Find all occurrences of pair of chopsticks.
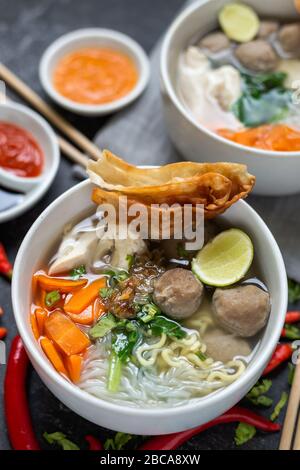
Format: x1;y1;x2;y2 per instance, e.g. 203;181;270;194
0;62;101;168
279;357;300;449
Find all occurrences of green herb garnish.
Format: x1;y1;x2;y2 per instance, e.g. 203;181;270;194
177;243;189;259
246;379;273;407
45;290;61;308
89;313;117;340
43;432;79;450
232;72;291;127
288;278;300;304
283;324;300;340
196;351;207;361
104;432;133;450
137;303;161;323
148;315;187;340
234;423;256;446
126;254;135;270
70;265;86;280
104;269;129;287
288;363;295;386
270;392;288;421
99;287;114;299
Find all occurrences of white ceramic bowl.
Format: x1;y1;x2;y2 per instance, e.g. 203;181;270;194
161;0;300;196
0;101;59;223
12;179;287;434
39;28;150;116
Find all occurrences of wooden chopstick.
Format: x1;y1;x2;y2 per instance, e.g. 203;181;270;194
0;62;102;161
279;358;300;449
292;408;300;449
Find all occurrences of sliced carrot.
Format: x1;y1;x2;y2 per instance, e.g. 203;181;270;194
65;305;94;325
45;310;90;356
35;307;48;334
93;297;106;321
34;274;87;293
64;277;106;314
40;336;68;377
65;354;82;383
30;312;40;340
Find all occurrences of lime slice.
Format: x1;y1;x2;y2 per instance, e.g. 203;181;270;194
192;228;254;287
219;3;260;43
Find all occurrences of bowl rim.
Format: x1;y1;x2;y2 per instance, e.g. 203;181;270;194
0;101;60;223
39;28;150;115
12;178;288;419
160;0;300;159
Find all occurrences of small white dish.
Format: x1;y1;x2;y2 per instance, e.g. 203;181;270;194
12;178;287;435
39;28;150;116
0;101;60;223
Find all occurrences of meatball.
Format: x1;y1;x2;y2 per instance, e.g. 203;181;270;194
203;327;251;363
257;21;279;38
199;32;230;53
212;285;270;337
235;40;278;72
279;23;300;54
153;268;204;320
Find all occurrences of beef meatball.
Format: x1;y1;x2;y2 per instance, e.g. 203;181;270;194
235;40;278;72
257;21;279;38
279;23;300;55
203;327;251;363
199;32;230;53
153;268;204;320
212;285;270;337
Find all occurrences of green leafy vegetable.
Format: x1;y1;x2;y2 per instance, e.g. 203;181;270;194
104;432;133;450
246;379;273;407
234;423;256;446
104;269;129;287
283;324;300;340
288;278;300;304
43;432;80;450
232;72;291;127
108;351;123;392
89;313;117;340
45;290;61;308
99;287;114;299
137;302;161;323
196;351;207;361
126;254;135;270
288;363;295;386
70;265;86;280
270;391;288;421
148;315;187;340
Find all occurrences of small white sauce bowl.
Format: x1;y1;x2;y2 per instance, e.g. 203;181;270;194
0;101;60;223
12;178;287;434
39;28;150;116
160;0;300;196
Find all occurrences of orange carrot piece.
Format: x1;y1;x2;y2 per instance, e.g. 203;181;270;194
65;354;82;383
40;336;68;376
35;274;87;293
64;277;106;314
45;311;90;356
30;312;40;340
93;297;106;321
65;305;94;325
35;308;47;335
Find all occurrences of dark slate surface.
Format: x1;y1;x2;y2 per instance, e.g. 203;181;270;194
0;0;291;451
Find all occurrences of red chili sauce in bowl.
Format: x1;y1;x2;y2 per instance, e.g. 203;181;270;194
0;122;44;177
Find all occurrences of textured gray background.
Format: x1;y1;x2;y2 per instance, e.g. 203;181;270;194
0;0;292;451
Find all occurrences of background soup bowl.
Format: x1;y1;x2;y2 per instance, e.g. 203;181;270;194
161;0;300;196
12;179;287;434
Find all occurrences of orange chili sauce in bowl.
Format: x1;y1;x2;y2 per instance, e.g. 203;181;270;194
53;47;138;105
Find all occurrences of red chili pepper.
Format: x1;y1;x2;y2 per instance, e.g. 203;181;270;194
0;243;13;280
0;306;3;316
85;435;103;450
263;343;293;376
0;327;7;339
285;311;300;324
4;336;40;450
139;406;280;450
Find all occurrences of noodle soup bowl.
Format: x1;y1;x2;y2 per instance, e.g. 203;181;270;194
161;0;300;196
12;179;287;434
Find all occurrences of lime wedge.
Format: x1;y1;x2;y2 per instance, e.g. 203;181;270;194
192;228;254;287
219;3;260;43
